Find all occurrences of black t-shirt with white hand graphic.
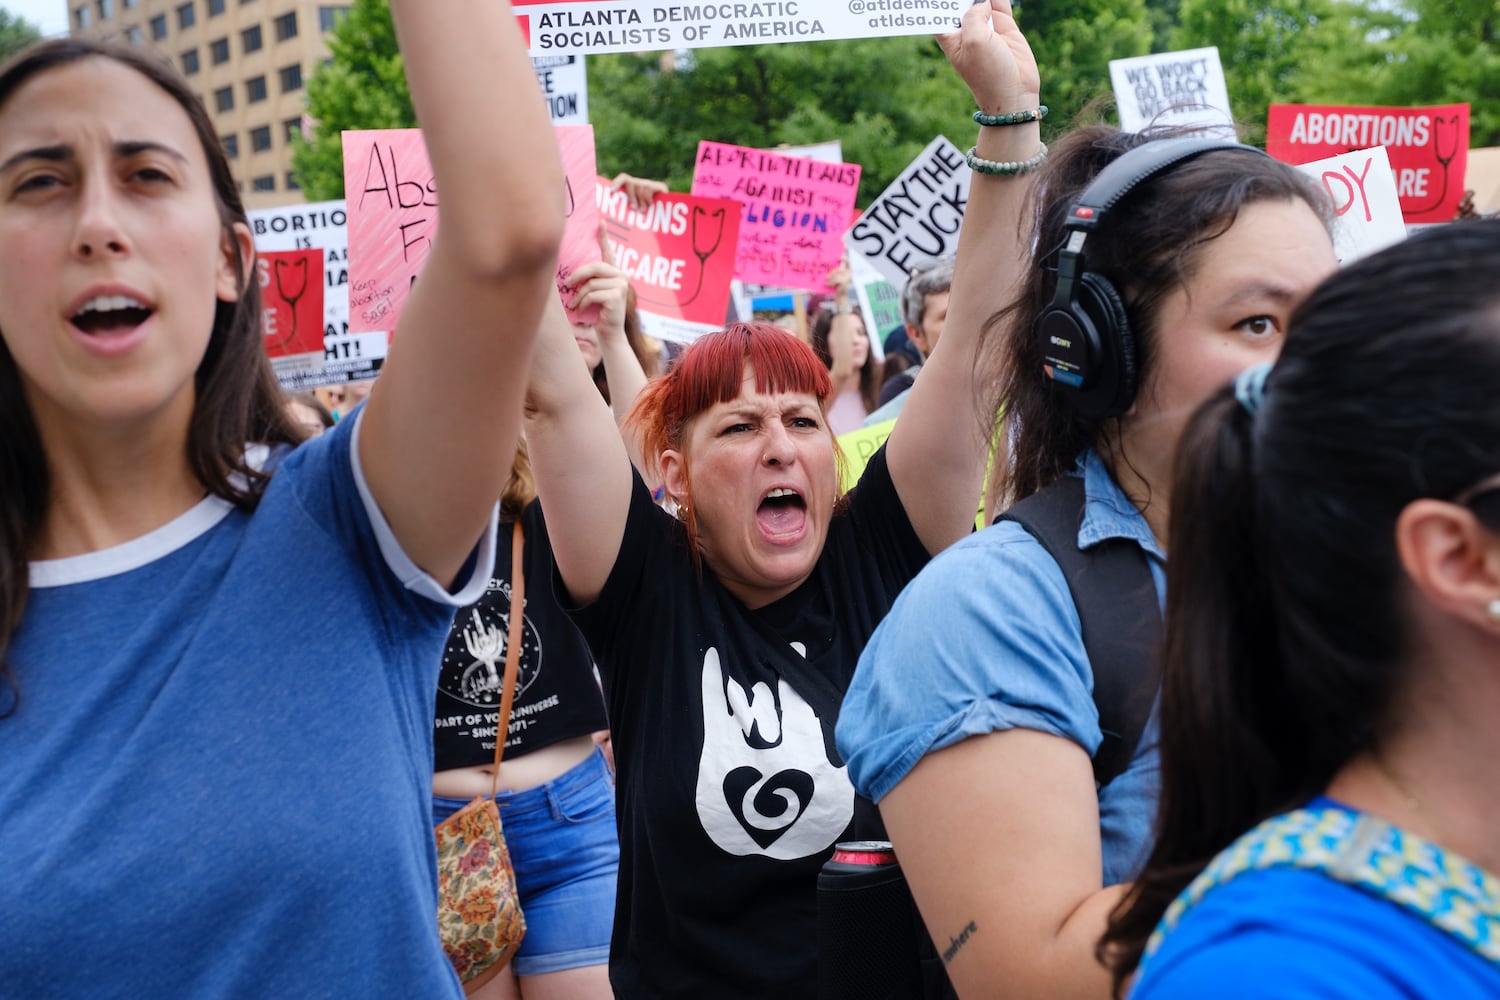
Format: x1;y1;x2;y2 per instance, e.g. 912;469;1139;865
564;446;929;999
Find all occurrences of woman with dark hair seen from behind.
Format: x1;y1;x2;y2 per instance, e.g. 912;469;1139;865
0;1;564;994
1105;221;1500;997
811;260;880;435
836;2;1338;996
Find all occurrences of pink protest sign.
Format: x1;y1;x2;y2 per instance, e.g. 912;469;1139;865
555;124;602;325
1267;103;1469;224
595;178;742;343
343;125;603;332
691;140;861;294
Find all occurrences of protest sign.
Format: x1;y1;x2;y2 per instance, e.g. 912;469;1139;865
773;140;844;163
1267;103;1470;224
257;248;326;377
1109;47;1233;134
596;178;742;343
1294;147;1405;265
344;125;602;333
692;140;861;293
248;199;388;389
532;54;588;125
845;136;970;287
848;250;895;357
514;0;964;56
837;418;895;492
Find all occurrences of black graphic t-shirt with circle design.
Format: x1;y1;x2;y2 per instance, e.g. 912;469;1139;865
433;500;607;769
562;446;930;999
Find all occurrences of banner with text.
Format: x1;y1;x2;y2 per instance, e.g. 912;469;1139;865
533;54;588;125
596;178;742;343
248;199;387;389
692;140;861;293
258;249;326;377
1109;47;1233;134
515;0;964;56
845;135;970;287
1267;103;1470;224
1295;146;1406;265
343;125;603;333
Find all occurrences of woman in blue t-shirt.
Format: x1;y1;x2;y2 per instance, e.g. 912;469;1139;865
0;4;564;995
1101;222;1500;997
835;3;1339;997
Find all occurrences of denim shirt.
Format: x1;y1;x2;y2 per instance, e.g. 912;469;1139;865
837;449;1165;885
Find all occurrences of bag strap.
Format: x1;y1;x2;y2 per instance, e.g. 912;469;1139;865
487;518;526;801
996;475;1161;788
1146;806;1500;965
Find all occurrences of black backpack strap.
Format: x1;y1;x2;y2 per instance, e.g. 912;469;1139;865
997;475;1162;789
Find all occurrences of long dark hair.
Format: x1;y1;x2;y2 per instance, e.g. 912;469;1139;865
984;125;1331;504
809;306;879;414
1101;220;1500;990
0;39;302;712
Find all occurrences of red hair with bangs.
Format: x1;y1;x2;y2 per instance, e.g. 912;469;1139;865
627;323;845;557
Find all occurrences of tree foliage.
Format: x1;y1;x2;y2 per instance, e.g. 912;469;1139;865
0;10;43;64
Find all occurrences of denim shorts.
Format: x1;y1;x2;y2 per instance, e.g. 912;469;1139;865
433;747;619;976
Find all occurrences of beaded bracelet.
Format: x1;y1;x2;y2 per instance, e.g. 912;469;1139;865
965;142;1048;177
973;105;1048;127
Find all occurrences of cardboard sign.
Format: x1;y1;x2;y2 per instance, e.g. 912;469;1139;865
533;54;588;125
514;0;964;56
258;249;326;375
1294;147;1406;265
1108;47;1234;134
845;136;970;287
692;140;861;294
343;125;603;333
595;178;742;343
773;140;844;163
247;199;388;389
1267;103;1470;224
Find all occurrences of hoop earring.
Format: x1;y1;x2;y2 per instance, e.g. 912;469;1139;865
1486;598;1500;624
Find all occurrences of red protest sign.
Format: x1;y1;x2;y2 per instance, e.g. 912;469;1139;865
258;248;325;367
595;179;741;343
1266;103;1469;224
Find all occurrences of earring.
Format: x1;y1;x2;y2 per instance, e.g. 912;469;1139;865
1487;598;1500;623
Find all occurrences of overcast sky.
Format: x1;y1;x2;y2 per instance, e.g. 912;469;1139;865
4;0;70;36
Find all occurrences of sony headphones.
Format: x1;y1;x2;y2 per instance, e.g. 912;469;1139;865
1034;137;1269;420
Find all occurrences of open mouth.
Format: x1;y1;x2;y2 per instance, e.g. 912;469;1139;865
71;294;154;336
756;487;807;538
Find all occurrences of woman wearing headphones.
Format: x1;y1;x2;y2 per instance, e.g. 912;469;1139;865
836;3;1337;997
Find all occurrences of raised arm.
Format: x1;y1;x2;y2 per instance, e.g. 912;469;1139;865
825;262;858;393
524;291;634;606
357;0;565;585
885;0;1038;552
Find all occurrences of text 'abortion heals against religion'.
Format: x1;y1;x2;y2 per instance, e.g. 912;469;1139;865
343;125;603;333
1267;103;1470;224
596;179;742;343
513;0;964;56
692;140;861;294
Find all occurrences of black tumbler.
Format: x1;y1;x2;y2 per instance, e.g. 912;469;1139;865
817;841;929;1000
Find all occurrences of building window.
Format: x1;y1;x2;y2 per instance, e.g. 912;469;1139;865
241;24;261;52
123;0;137;7
251;175;276;192
245;75;267;103
176;2;194;29
273;11;297;40
283;116;303;143
318;6;350;32
149;12;166;37
221;133;238;159
75;6;93;28
250;125;272;152
125;24;142;44
207;0;224;13
180;48;199;74
285;171;300;191
278;63;302;93
209;37;229;63
96;0;114;19
213;85;233;112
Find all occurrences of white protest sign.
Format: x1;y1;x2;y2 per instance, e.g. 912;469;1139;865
532;55;588;125
1294;146;1406;265
845;136;970;287
1109;47;1233;134
774;140;845;164
247;199;389;389
516;0;965;56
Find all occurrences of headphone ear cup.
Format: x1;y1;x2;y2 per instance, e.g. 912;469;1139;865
1073;272;1138;420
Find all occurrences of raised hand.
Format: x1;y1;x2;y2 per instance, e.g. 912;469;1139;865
937;0;1041;113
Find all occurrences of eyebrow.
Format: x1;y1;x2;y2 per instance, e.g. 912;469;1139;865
0;140;189;177
1221;283;1302;309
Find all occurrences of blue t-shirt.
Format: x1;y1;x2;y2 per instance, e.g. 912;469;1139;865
0;413;493;998
837;449;1164;885
1132;850;1500;997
